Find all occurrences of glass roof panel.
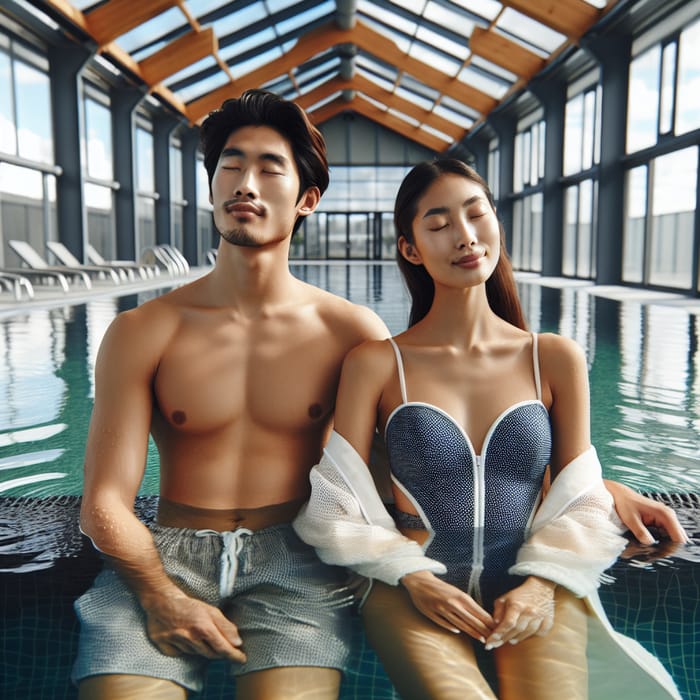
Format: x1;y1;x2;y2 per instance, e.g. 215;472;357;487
388;108;420;127
415;26;470;62
209;3;267;37
440;94;481;120
306;92;341;112
357;67;396;93
296;57;341;83
180;72;231;104
219;28;277;62
163;55;218;88
266;0;305;12
424;1;474;37
457;65;508;98
358;1;418;37
470;54;517;83
448;0;502;22
497;8;566;53
360;17;411;53
399;73;440;101
363;95;387;112
114;7;186;54
389;0;421;12
356;54;397;82
433;103;474;129
276;1;334;35
231;45;283;79
184;0;235;18
395;85;434;111
408;42;461;77
420;123;453;142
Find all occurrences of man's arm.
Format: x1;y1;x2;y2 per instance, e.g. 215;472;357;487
80;307;246;662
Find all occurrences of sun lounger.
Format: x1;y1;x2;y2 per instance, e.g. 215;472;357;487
6;240;91;290
0;271;34;300
45;241;123;285
86;243;159;280
140;245;190;276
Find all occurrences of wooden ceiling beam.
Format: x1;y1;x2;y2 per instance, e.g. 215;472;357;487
502;0;600;38
138;27;217;85
187;19;496;123
297;75;463;141
310;95;449;152
86;0;178;46
469;26;544;77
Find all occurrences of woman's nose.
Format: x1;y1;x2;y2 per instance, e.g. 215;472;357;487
455;218;477;248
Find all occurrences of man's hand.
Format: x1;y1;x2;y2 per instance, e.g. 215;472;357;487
400;570;495;641
144;592;247;663
485;576;556;650
605;479;689;544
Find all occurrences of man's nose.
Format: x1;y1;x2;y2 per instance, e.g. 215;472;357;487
235;169;258;198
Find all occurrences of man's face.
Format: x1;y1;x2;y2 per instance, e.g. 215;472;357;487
210;125;315;248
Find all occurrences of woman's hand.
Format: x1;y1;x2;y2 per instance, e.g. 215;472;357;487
604;479;689;545
485;576;556;650
400;570;495;641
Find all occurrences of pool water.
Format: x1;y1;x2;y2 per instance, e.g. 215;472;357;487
1;262;699;699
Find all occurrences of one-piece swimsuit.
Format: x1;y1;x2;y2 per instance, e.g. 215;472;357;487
384;334;552;609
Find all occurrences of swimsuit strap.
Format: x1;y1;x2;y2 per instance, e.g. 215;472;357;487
387;337;408;404
532;332;542;402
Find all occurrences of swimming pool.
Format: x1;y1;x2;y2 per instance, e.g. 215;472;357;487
1;262;698;698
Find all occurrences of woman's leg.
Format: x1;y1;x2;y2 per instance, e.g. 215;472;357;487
78;674;188;699
494;586;589;700
361;582;497;700
235;667;342;700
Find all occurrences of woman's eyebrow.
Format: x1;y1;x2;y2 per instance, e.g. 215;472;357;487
422;195;483;219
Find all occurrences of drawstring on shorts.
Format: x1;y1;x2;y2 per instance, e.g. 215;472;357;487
196;528;253;597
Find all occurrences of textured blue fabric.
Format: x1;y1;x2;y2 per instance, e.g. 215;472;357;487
386;399;551;609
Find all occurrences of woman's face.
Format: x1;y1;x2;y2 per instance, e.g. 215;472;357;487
401;172;500;288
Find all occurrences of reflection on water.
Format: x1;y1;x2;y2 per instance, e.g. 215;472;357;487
0;265;699;497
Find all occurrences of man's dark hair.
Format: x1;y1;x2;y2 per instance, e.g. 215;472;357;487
200;89;329;201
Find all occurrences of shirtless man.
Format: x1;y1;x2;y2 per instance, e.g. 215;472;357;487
71;89;686;700
72;90;388;700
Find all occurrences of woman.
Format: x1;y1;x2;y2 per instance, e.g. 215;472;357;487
294;159;682;699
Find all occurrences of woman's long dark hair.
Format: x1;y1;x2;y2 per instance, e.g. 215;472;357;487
394;158;527;330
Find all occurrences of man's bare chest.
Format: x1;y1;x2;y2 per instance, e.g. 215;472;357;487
152;318;343;432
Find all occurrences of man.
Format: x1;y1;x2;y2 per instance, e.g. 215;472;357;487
72;89;686;700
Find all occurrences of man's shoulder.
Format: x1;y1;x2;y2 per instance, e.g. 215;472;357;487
310;286;389;342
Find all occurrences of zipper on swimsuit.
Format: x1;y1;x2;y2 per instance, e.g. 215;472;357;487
467;453;485;604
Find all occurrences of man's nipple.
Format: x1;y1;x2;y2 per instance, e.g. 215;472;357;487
308;403;323;420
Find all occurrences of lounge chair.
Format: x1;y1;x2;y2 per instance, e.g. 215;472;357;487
6;240;90;290
0;271;34;300
86;243;159;280
140;245;190;276
45;241;123;285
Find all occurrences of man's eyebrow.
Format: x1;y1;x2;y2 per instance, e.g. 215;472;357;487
220;148;288;167
422;195;483;219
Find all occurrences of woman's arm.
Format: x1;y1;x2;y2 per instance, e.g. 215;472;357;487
603;480;688;544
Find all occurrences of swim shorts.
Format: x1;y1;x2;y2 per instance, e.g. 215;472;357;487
72;523;353;692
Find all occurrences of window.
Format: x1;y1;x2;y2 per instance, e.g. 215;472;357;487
0;33;56;267
135;123;156;254
627;17;700;153
82;91;115;257
622;147;698;289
